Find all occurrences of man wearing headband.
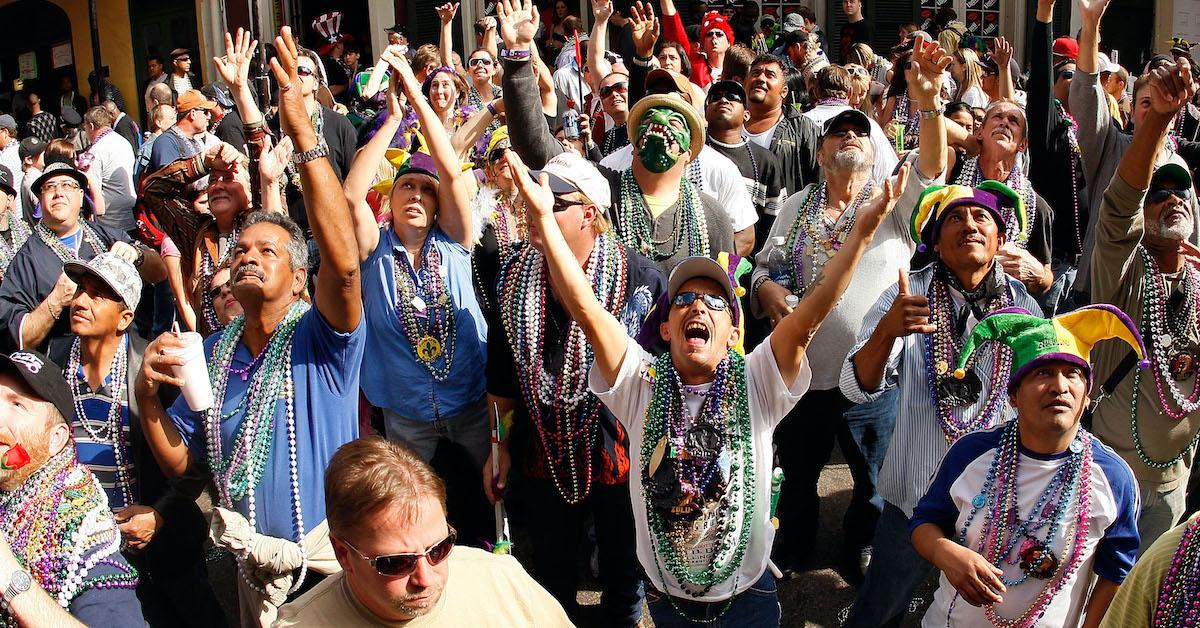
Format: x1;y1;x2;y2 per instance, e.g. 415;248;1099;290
1087;61;1200;551
509;126;907;625
482;150;664;626
911;306;1142;627
840;179;1042;626
498;0;734;274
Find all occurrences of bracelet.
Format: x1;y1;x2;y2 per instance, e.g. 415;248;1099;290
487;102;498;117
918;107;943;120
500;48;532;62
632;54;653;66
291;139;330;166
134;245;146;268
751;274;770;298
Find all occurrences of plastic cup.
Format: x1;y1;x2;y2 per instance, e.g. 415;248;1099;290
164;332;214;412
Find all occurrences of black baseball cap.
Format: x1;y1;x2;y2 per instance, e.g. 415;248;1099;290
821;109;872;138
0;350;75;420
0;165;15;197
19;137;46;162
706;80;747;104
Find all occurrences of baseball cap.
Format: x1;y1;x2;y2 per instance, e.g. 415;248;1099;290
0;350;75;421
176;89;217;113
170;48;190;59
0;165;15;197
667;256;736;304
706;79;747;104
64;251;143;311
781;13;804;33
0;115;16;131
821;109;872;138
1151;163;1193;190
201;83;235;109
1053;37;1079;60
19;137;47;162
1097;52;1118;74
60;107;82;127
531;151;612;212
645;68;693;103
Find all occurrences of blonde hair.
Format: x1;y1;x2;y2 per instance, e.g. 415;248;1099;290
938;29;962;56
325;437;447;536
954;49;984;98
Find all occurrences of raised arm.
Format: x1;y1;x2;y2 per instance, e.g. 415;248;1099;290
214;29;265;129
451;97;504;158
271;26;361;333
589;0;615;79
1069;0;1113;165
507;151;630;385
1117;61;1193;190
771;164;911;386
993;38;1016;100
382;46;475;246
437;3;460;68
343;82;405;262
910;34;951;180
658;0;695;59
498;0;564;168
1027;2;1056;166
479;17;499;61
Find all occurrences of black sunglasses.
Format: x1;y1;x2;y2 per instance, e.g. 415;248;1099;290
707;89;745;105
672;291;730;311
600;82;628;98
1056;69;1075;81
342;528;456;577
551;194;587;212
1149;186;1193;204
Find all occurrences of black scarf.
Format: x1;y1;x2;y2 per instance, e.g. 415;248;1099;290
935;260;1009;337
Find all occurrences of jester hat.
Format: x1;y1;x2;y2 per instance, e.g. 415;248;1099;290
910;181;1027;253
371;145;439;197
485;126;511;163
954;304;1149;392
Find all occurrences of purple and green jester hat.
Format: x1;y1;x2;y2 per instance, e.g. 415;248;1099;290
910;180;1028;253
953;304;1150;393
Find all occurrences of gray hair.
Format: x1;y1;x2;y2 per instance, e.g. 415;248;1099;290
242;211;310;271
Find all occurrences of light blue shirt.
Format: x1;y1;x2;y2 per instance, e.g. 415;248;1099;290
360;226;487;421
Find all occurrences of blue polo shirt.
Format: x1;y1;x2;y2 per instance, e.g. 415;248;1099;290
167;306;365;540
359;226;487;421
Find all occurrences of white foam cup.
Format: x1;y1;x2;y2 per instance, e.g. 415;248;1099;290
165;332;214;412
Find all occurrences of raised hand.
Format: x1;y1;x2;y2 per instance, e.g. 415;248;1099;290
496;0;541;51
593;0;614;23
880;268;936;339
505;150;554;230
267;26;313;144
436;2;460;24
1077;0;1110;24
858;163;911;230
381;44;419;99
204;142;243;173
906;34;951;106
992;37;1013;71
258;134;295;183
137;332;188;397
629;2;661;59
1149;59;1198;115
213;28;257;91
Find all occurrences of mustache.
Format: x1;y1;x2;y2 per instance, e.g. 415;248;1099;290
235;263;265;281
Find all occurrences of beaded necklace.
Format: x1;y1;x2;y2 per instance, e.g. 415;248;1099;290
953;156;1036;246
893;96;920;151
0;446;137;622
641;351;756;598
1053;100;1085;256
781;181;873;294
498;234;628;504
953;421;1093;628
205;301;309;595
615;169;709;261
490;194;524;253
603;123;628;156
707;137;761;207
200;225;242;333
66;335;135;510
923;267;1014;443
0;213;30;276
35;221;106;263
1152;516;1200;627
392;234;457;380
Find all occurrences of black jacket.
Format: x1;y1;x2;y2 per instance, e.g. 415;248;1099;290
766;106;821;199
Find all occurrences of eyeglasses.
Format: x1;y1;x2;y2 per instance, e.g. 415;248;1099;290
176;57;191;63
707;89;745;105
1056;69;1075;81
599;82;628;98
672;291;730;311
297;65;317;78
1149;186;1194;204
845;66;869;77
342;528;456;577
42;181;82;194
551;194;588;212
468;57;493;67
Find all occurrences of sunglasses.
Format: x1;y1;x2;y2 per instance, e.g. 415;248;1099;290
551;194;588;212
707;89;745;105
826;127;866;139
672;291;730;311
600;82;628;98
1149;186;1194;204
297;65;317;78
468;57;494;67
705;30;727;39
342;528;456;577
1056;69;1075;81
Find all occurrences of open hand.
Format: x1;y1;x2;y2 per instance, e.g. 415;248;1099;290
214;28;258;92
436;3;460;25
629;2;661;59
268;26;314;145
858;163;911;230
258;134;295;183
496;0;541;51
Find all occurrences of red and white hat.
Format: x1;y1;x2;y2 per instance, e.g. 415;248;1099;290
312;11;348;55
700;11;735;44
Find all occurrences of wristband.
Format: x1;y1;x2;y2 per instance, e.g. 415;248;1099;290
487;102;498;117
633;54;654;66
751;274;770;298
500;48;532;62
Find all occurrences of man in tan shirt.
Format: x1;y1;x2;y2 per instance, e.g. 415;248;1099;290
274;438;572;627
1088;58;1199;552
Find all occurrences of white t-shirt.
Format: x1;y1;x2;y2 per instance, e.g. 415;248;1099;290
599;144;758;232
744;121;779;150
90;130;137;217
589;337;811;601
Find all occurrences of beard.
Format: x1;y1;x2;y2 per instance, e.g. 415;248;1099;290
829;147;869;174
1146;204;1195;241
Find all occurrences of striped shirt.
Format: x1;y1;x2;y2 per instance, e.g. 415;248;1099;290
838;263;1041;517
70;341;138;511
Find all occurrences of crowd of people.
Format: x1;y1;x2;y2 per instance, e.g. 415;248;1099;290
1;0;1200;626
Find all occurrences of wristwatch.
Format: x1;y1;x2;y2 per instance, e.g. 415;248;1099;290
291;139;330;166
918;99;944;120
1;569;31;610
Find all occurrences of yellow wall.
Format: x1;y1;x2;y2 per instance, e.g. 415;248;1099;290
0;0;140;119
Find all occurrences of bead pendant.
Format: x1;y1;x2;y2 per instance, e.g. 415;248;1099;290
1170;351;1196;382
972;494;986;508
416;335;443;362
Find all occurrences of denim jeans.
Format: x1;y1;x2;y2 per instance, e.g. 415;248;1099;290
1138;481;1188;554
1039;260;1078;317
772;387;899;566
647;569;780;627
383;398;491;470
520;479;644;627
844;502;935;628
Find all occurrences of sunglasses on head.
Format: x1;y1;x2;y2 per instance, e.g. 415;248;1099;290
600;82;628;98
707;89;744;105
1149;186;1194;204
672;291;730;311
342;528;456;577
468;57;493;67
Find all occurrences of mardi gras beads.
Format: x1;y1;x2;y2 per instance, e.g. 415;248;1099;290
498;234;628;504
392;235;458;380
953;156;1036;247
34;221;106;263
615;169;710;261
66;335;135;509
782;181;874;295
1152;516;1200;627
